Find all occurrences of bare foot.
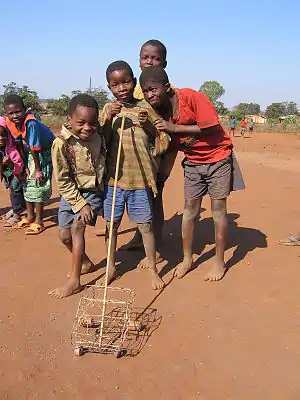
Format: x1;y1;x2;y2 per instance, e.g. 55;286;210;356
204;260;226;282
97;265;119;286
119;236;143;251
174;257;193;279
150;269;165;290
67;257;98;278
48;278;82;299
138;252;164;269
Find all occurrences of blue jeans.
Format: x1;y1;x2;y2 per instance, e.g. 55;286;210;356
103;186;153;223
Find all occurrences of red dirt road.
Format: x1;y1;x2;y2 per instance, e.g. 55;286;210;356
1;132;300;400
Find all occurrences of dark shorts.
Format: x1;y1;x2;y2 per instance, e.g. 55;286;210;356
249;127;254;132
183;153;245;201
230;127;235;131
103;186;153;223
58;191;103;229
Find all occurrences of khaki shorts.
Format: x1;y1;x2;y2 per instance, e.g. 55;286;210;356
183;153;245;201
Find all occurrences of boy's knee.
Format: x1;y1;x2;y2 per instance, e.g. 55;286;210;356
184;199;200;221
71;217;85;233
59;228;72;245
137;222;152;234
211;199;227;221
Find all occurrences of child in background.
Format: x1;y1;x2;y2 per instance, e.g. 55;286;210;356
101;60;165;290
240;117;247;137
249;118;254;134
4;95;54;235
49;94;106;299
229;115;237;136
140;67;245;282
0;117;25;227
122;39;177;266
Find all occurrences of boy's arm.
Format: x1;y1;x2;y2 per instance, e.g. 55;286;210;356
155;91;222;138
52;139;88;213
100;102;122;146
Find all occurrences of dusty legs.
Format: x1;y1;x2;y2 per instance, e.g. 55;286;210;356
174;197;228;282
49;218;87;299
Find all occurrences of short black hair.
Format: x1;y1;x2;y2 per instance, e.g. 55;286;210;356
141;40;167;61
67;94;99;116
3;94;25;109
139;66;169;88
106;60;134;82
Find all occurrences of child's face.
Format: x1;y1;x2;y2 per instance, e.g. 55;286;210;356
141;81;170;109
4;103;26;125
140;45;167;70
108;69;136;103
68;106;98;140
0;127;8;148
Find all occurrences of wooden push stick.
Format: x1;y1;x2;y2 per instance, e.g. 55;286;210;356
99;114;126;346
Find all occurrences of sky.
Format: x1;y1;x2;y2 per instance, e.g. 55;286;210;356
1;0;300;110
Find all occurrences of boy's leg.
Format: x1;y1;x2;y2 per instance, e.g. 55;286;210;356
101;186;124;285
174;162;206;279
127;188;164;289
204;156;232;281
59;228;97;276
174;198;202;278
104;220;121;284
204;198;227;281
49;217;86;298
137;222;164;290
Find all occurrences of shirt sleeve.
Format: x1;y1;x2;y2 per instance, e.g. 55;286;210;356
26;120;42;151
52;138;88;213
188;91;220;129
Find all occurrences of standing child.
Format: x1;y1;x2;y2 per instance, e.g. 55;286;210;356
229;115;237;136
249;118;254;134
240;117;247;137
4;95;54;235
122;39;177;264
140;67;245;282
0;117;25;227
49;94;106;299
101;60;165;290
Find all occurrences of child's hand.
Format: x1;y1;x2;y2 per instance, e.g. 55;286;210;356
138;110;149;126
33;169;44;184
79;204;94;225
154;118;177;134
107;101;122;120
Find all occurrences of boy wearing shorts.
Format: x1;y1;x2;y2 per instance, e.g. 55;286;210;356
240;117;247;137
122;40;177;263
140;67;245;282
101;61;166;290
49;94;106;299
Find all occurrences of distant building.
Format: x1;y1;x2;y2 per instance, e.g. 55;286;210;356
247;115;267;124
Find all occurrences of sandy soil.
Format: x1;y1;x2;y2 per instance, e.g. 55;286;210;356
1;132;300;400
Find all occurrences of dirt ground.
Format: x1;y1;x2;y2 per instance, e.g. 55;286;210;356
1;132;300;400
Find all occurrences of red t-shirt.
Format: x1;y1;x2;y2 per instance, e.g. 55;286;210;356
240;120;247;128
169;89;232;164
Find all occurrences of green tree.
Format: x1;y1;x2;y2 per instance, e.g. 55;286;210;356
265;103;287;119
199;80;225;104
49;95;70;116
283;101;298;116
234;102;261;115
2;82;42;113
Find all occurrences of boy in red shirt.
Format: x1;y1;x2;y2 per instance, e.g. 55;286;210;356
240;117;247;137
139;67;244;281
